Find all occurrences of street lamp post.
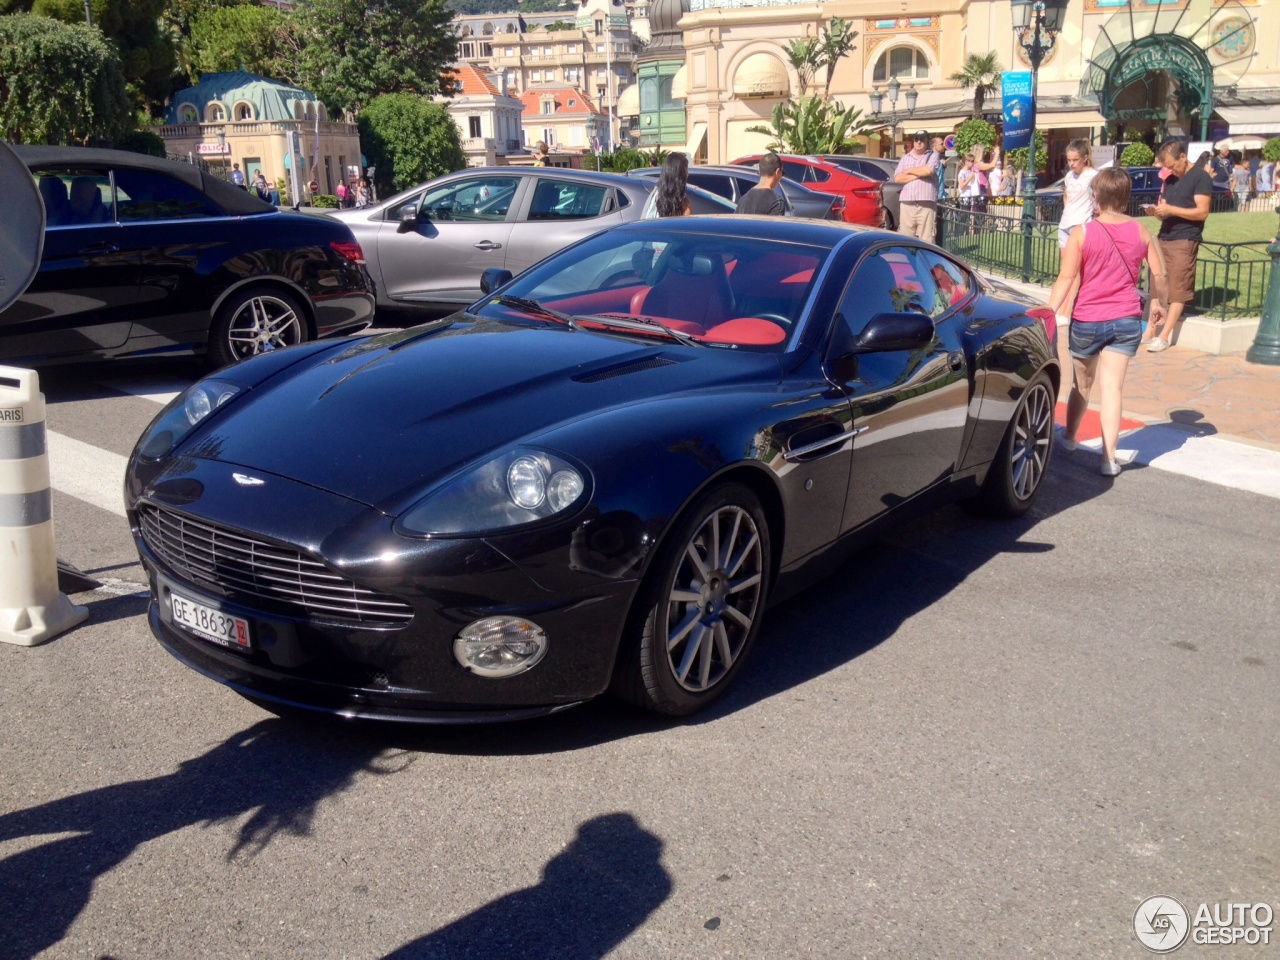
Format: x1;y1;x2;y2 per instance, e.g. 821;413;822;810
869;78;918;159
1011;0;1066;279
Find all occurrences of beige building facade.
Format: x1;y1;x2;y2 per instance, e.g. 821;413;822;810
679;0;1279;168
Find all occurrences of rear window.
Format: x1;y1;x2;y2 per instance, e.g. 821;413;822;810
687;172;735;201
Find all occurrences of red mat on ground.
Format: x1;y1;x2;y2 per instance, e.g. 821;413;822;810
1054;402;1145;442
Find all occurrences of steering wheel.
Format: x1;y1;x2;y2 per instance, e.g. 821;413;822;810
753;312;793;327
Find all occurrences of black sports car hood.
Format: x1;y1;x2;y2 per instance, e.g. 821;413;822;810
195;317;782;514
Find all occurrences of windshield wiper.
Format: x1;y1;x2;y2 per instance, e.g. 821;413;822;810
591;313;705;348
489;294;582;331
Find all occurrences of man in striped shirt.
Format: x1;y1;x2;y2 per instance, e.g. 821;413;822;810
893;131;941;241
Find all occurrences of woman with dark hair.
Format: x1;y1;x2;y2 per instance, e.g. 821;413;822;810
653;152;692;218
1047;166;1169;477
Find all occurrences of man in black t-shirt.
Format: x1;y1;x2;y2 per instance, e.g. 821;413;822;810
735;152;787;215
1147;139;1213;351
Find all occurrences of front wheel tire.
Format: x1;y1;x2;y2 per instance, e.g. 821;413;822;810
973;373;1055;517
612;483;771;716
209;287;308;368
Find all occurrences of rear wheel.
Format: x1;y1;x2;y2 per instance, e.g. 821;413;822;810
209;287;308;368
973;374;1055;517
612;483;771;716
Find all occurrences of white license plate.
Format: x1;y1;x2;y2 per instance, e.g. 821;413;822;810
170;592;251;650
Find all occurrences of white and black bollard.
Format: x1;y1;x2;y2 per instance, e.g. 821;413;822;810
0;366;88;645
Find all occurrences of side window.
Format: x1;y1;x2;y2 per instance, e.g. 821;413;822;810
420;176;519;222
808;166;832;183
36;169;112;227
914;249;973;316
527;178;608;221
687;172;734;201
832;246;934;343
113;169;222;221
780;160;808;182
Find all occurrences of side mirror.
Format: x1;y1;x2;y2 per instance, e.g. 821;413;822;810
852;311;935;353
480;267;513;295
396;205;420;232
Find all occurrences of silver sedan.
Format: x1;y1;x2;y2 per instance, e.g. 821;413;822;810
328;167;730;312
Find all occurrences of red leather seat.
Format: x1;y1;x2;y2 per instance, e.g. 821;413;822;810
630;253;734;328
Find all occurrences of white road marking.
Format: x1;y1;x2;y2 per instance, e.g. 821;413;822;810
1076;424;1280;500
46;431;129;517
102;377;186;405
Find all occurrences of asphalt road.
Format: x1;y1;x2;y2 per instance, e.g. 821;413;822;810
1;352;1275;959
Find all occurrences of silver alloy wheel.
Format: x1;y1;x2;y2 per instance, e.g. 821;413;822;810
663;505;764;693
226;294;303;359
1010;381;1054;500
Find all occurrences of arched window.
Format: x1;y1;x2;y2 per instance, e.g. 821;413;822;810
873;46;930;84
294;101;305;120
178;103;199;123
318;104;328;121
482;22;494;35
460;25;472;37
205;102;227;122
233;101;254;121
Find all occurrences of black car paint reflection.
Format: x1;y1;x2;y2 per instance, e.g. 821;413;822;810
127;217;1060;721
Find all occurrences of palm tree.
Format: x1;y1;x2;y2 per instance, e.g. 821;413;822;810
818;17;858;90
949;52;1004;119
785;36;820;98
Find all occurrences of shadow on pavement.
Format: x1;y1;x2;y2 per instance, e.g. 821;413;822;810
0;719;401;960
381;813;670;960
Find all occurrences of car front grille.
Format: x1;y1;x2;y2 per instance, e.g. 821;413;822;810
139;503;413;626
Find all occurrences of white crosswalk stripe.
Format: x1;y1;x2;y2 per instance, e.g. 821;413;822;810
46;431;130;518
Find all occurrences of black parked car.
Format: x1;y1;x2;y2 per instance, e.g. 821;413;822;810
1036;165;1235;219
127;216;1059;722
2;147;374;367
629;165;845;220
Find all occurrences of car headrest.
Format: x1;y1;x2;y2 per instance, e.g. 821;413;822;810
672;253;715;277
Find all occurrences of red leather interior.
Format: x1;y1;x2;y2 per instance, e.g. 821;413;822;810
703;318;787;345
547;286;644;315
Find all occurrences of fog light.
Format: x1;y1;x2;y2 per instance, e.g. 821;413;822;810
454;616;548;678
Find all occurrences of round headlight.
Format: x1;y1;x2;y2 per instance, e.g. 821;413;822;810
546;469;583;511
507;456;546;509
454;617;548;678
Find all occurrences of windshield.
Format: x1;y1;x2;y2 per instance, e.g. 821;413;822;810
472;227;831;352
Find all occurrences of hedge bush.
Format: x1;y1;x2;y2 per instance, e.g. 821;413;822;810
1120;142;1155;167
1262;137;1280;163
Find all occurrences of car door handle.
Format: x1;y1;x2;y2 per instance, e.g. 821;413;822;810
473;241;502;251
78;242;120;255
948;351;963;371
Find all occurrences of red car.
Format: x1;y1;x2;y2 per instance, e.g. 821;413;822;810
731;154;882;227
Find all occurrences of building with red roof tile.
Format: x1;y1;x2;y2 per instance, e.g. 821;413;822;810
437;63;525;166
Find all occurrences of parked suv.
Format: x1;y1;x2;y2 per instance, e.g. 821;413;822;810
815;155;903;231
1036;165;1235;219
628;165;844;220
730;154;882;226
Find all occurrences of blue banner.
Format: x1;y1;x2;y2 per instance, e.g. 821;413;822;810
1002;71;1034;152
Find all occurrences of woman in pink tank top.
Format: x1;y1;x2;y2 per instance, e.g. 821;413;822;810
1045;167;1169;477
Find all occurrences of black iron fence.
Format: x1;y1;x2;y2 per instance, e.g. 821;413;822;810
937;198;1273;320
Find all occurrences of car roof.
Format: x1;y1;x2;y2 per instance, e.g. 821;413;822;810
14;144;274;216
612;213;872;245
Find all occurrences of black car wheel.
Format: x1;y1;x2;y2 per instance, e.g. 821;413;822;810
210;287;308;367
975;374;1055;517
613;483;771;716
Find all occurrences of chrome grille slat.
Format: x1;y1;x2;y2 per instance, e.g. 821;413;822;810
139;503;413;625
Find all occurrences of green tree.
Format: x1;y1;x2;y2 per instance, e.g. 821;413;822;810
817;17;857;90
949;51;1003;119
953;117;997;157
1120;142;1154;167
784;36;819;98
21;0;177;116
187;4;295;80
292;0;457;116
116;128;166;156
1263;137;1280;163
747;96;872;155
0;12;130;144
357;93;465;194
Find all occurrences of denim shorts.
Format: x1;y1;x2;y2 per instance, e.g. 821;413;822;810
1069;317;1143;358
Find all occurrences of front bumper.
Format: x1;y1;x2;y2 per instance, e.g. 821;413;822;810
131;460;638;722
